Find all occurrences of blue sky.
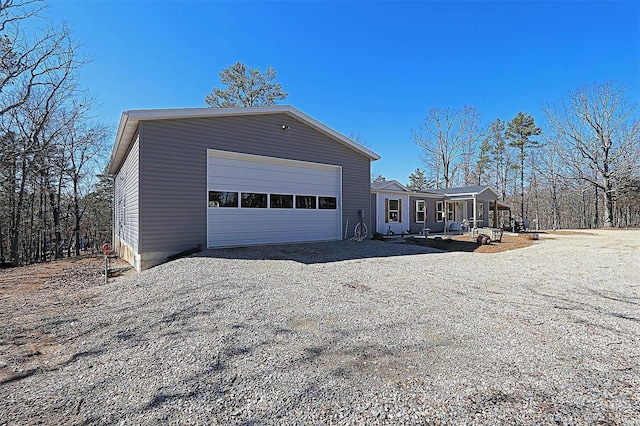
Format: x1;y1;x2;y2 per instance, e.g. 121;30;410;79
43;0;639;182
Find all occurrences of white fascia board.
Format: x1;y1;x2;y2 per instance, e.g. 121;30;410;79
371;188;412;196
408;192;441;198
107;105;380;175
443;190;493;199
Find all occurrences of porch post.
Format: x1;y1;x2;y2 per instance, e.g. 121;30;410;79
472;195;478;229
493;199;499;228
443;198;447;236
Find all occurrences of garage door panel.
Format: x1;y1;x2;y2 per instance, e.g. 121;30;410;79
208;214;338;246
208;154;339;194
208;178;337;195
207;150;341;248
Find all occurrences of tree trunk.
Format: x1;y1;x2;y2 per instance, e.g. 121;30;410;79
10;156;29;266
594;185;599;228
520;149;525;222
74;175;81;256
603;178;614;227
50;187;61;259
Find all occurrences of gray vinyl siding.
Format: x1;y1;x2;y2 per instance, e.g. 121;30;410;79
409;195;445;233
137;113;371;254
114;135;139;251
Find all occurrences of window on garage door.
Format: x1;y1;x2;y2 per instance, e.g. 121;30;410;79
270;194;294;208
318;196;337;209
209;191;238;207
241;192;267;208
295;195;316;209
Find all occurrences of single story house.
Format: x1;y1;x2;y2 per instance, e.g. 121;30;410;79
371;180;511;235
108;106;380;271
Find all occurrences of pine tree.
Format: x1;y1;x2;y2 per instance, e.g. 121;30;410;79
205;62;288;107
506;112;542;221
407;168;429;191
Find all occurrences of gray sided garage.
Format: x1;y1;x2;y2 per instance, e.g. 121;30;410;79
108;106;380;271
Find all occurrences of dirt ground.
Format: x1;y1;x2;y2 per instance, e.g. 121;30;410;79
0;256;130;384
407;232;538;253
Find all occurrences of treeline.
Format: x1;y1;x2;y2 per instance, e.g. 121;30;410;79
0;0;111;266
407;82;640;230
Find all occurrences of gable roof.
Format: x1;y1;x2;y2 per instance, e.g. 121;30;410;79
108;105;380;174
371;180;409;192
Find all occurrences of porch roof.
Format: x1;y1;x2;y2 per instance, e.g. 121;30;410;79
426;185;499;199
491;200;513;211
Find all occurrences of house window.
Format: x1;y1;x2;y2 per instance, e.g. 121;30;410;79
270;194;293;208
209;191;238;207
446;202;455;221
241;192;267;208
435;201;444;222
477;203;484;221
415;200;426;223
295;195;316;209
386;198;402;223
318;196;337;209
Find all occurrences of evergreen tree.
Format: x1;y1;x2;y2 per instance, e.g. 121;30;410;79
407;168;429;190
506;112;542;221
205;62;288;107
476;138;491;186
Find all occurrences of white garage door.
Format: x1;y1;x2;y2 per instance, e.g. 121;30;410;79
207;149;342;247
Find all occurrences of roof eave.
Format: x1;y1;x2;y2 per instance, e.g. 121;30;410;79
107;106;380;175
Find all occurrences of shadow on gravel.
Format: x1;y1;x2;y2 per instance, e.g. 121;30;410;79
193;240;442;265
0;347;107;386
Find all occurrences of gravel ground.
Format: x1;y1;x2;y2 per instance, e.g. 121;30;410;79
1;230;639;425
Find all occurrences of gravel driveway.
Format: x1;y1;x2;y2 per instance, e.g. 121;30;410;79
1;230;639;424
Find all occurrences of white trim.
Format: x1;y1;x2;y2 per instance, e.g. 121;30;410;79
414;199;426;223
435;200;445;222
338;166;343;240
109;105;380;174
371;189;412;195
206;153;209;245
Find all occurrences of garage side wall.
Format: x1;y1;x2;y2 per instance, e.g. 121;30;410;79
138;114;371;266
113;134;140;269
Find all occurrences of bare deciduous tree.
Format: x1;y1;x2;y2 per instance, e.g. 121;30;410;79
544;82;640;227
0;0;109;266
413;106;480;188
